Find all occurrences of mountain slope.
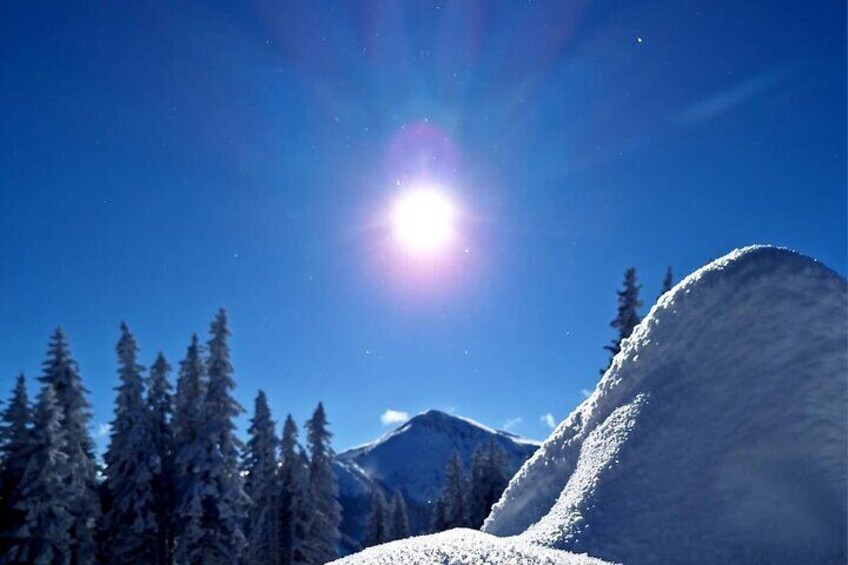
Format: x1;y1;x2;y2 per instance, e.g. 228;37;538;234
334;410;539;550
337;246;847;565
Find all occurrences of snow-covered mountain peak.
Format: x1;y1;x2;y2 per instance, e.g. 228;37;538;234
346;410;540;459
335;410;540;549
339;410;539;503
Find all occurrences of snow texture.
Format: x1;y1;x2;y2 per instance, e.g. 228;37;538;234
484;246;847;564
336;246;847;565
334;529;614;565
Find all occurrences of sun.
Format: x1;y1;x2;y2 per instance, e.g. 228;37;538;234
391;187;457;256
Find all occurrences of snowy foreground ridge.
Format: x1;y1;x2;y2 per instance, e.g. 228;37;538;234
333;529;612;565
334;246;848;565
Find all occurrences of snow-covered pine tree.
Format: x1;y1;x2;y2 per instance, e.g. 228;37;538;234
660;266;674;297
279;414;313;565
38;328;99;564
148;353;175;565
173;335;205;446
440;451;467;530
243;390;280;565
364;487;388;547
173;335;209;565
102;323;158;562
305;402;341;563
202;309;249;562
5;384;74;565
388;492;411;541
602;268;643;374
175;311;251;565
0;374;31;557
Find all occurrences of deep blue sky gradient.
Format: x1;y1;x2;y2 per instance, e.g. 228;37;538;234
1;0;845;450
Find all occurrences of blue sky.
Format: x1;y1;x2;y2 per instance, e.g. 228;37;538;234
1;0;845;450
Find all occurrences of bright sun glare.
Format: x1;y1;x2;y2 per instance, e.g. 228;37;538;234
392;188;457;256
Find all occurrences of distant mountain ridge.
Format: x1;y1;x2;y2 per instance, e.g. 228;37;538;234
333;410;540;553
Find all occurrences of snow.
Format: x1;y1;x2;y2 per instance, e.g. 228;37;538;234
336;409;540;546
485;246;847;564
336;246;847;565
340;409;540;505
333;529;615;565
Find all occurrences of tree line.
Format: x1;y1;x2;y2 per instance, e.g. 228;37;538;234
0;265;676;562
427;442;510;534
0;309;343;565
362;487;411;549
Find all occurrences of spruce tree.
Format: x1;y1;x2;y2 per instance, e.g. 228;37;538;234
175;311;249;564
465;447;488;529
102;323;158;562
0;374;31;557
305;403;341;563
148;353;175;565
440;451;467;530
38;328;99;564
279;415;313;565
660;266;674;297
364;487;388;547
243;391;280;565
173;335;209;564
464;441;509;529
173;335;205;446
486;441;509;506
602;268;643;374
6;384;74;565
388;492;411;541
203;309;249;561
429;497;447;534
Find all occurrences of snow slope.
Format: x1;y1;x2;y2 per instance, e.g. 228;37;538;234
484;246;847;564
335;410;539;549
334;529;614;565
335;246;847;565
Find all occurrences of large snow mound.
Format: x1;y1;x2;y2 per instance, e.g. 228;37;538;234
483;246;847;564
332;529;615;565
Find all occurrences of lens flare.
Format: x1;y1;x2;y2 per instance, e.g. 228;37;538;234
392;188;457;256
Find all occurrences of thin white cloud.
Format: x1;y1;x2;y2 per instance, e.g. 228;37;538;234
678;68;789;125
96;423;111;437
380;409;410;426
502;417;522;431
540;413;556;429
581;389;592;398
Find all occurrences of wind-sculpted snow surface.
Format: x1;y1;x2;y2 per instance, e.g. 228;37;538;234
333;529;615;565
335;247;847;565
484;246;847;564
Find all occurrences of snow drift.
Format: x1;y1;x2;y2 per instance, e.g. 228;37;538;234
336;246;847;565
333;529;611;565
